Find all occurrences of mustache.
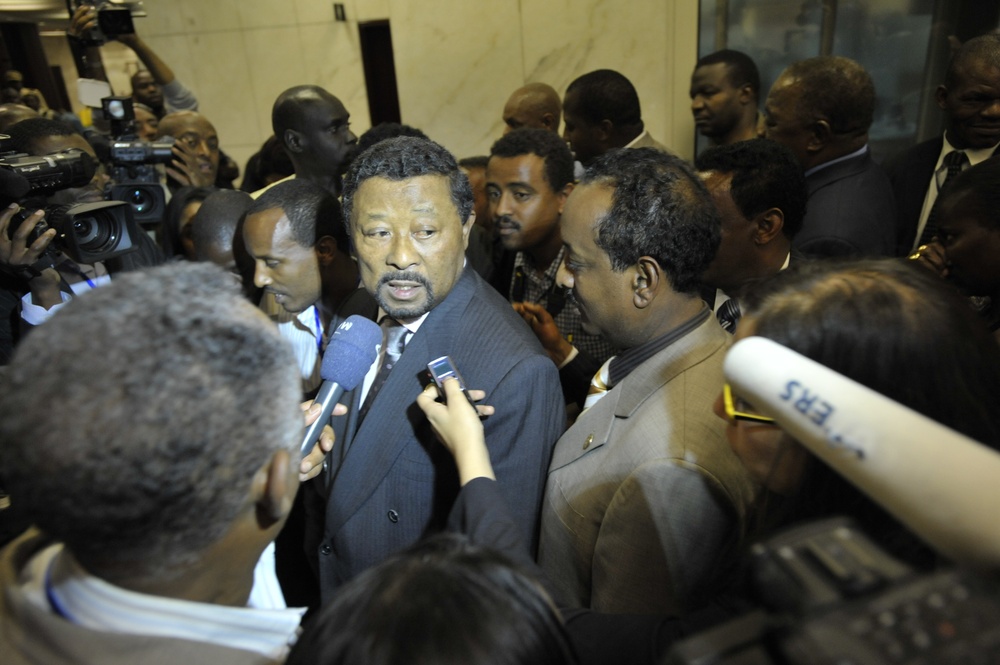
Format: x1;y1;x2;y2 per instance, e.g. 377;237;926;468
495;214;520;229
377;270;432;290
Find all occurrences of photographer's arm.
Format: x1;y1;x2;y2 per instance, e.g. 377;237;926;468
115;33;198;112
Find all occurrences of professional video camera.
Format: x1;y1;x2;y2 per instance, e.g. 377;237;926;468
665;517;1000;665
66;0;147;47
102;95;173;228
0;135;140;269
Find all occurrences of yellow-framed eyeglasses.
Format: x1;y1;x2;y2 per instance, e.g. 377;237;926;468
723;383;777;425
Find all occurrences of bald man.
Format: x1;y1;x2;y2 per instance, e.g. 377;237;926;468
502;82;562;135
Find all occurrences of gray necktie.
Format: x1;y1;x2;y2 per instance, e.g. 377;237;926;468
358;318;408;423
919;150;969;246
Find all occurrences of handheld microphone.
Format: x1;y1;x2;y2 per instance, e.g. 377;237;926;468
724;336;1000;570
299;314;383;458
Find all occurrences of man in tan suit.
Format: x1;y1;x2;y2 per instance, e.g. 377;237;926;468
537;148;757;616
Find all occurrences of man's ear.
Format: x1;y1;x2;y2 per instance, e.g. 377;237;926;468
557;182;575;214
738;84;755;106
461;211;474;250
935;84;950;111
807;118;832;154
542;113;558;132
597;119;614;143
253;449;296;529
315;236;337;266
284;129;304;154
754;208;785;245
633;256;662;309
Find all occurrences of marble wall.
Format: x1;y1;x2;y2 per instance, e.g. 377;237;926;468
41;0;699;181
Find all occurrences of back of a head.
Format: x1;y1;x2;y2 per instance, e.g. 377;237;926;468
944;33;1000;89
695;138;807;239
0;263;301;575
0;103;39;133
286;533;576;665
782;56;875;135
581;147;720;294
565;69;642;127
272;85;331;136
742;258;1000;448
191;189;253;261
341;136;473;226
489;127;575;192
338;122;430;178
5;116;76;154
696;49;761;99
248;177;348;252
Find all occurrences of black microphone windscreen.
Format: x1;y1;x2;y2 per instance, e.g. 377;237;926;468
320;314;383;389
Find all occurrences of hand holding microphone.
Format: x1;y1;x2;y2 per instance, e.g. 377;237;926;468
298;315;382;478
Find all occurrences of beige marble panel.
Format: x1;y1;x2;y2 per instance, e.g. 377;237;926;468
519;0;672;152
177;0;242;33
388;0;524;159
236;0;301;30
142;34;201;102
353;0;391;22
184;31;261;149
136;0;188;37
241;26;307;144
298;22;372;137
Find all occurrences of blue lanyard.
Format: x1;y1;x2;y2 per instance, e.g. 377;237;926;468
62;263;98;290
45;559;75;622
314;307;324;355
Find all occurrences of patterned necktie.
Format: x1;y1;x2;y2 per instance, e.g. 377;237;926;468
919;150;969;246
582;357;614;412
716;298;741;334
358;318;408;423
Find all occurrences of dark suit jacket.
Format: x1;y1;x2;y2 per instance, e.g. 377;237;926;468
313;268;565;600
883;136;943;255
793;148;896;258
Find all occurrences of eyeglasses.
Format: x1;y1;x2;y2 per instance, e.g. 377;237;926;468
723;383;776;425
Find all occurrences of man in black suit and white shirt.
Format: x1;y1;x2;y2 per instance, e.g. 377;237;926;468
308;137;565;601
885;34;1000;256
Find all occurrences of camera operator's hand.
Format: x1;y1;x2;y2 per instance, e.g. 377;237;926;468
0;205;63;309
67;4;98;39
0;205;55;268
167;140;215;188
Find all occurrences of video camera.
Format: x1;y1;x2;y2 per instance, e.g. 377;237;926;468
102;95;172;228
67;0;146;47
0;135;140;268
665;517;1000;665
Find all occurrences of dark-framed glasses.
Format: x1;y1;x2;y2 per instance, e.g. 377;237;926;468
723;383;777;425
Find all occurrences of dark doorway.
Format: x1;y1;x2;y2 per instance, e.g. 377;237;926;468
358;20;401;126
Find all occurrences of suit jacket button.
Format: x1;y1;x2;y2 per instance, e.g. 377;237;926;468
320;543;332;556
583;433;594;450
387;509;399;523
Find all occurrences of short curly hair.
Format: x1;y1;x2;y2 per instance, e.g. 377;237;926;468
489;128;574;193
341;136;473;228
581;148;720;294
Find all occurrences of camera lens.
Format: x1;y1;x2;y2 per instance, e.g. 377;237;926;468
72;215;116;253
129;187;152;214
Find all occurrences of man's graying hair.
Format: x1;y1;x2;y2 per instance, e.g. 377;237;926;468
341;136;474;227
0;263;301;577
581;148;721;294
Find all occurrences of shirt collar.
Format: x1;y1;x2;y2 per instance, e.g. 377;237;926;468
35;546;305;661
607;306;711;386
804;144;868;178
940;133;999;168
624;129;650;149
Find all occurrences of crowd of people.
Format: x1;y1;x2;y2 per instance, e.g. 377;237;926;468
1;6;1000;664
